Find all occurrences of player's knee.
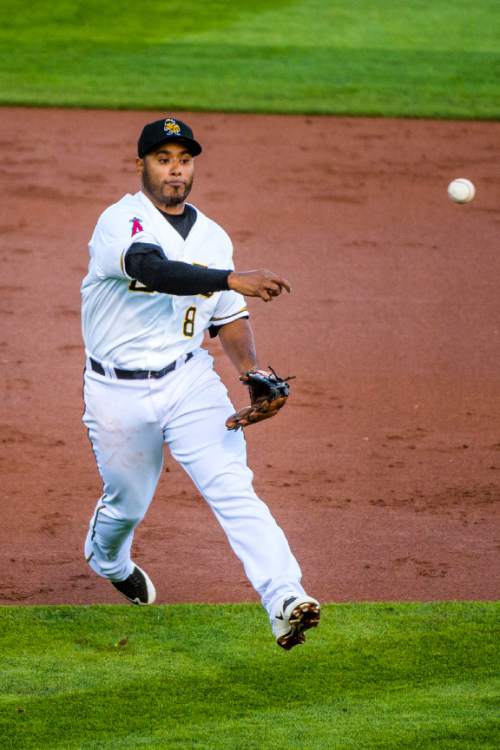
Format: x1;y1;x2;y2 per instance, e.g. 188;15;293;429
96;504;146;532
201;467;256;503
114;511;145;529
102;485;155;524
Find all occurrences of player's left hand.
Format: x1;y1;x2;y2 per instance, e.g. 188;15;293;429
227;269;291;302
225;367;294;430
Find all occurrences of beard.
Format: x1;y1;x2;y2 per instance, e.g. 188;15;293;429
142;167;193;208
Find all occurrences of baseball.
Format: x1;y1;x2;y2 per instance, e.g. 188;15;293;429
447;178;476;204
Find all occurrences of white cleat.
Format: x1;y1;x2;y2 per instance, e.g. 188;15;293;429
272;594;320;650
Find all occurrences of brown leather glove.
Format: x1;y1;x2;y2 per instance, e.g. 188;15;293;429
225;367;294;430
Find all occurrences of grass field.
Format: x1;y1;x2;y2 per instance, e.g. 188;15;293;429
1;4;499;749
1;602;499;749
1;0;500;117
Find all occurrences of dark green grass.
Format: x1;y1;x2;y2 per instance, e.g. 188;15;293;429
1;602;498;749
1;1;500;117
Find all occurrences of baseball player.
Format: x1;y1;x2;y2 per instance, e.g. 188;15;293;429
81;116;320;649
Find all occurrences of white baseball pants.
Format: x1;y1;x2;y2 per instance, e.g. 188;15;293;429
82;349;305;617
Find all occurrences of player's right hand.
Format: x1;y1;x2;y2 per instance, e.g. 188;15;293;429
227;270;292;302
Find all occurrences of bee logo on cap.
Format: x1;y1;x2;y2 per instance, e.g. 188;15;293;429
164;118;181;135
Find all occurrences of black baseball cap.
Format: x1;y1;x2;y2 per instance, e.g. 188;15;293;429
137;117;202;158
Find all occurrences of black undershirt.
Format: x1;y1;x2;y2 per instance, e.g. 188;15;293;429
124;205;232;296
158;203;197;241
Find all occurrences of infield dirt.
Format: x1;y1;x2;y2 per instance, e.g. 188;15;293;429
1;108;499;605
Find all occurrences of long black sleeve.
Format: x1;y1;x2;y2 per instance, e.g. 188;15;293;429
125;242;231;295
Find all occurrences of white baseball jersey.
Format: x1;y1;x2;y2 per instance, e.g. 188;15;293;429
81;191;248;370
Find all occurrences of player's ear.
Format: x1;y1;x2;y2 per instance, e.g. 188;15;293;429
136;157;144;176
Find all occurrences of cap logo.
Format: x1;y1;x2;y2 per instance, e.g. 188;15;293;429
164;118;181;135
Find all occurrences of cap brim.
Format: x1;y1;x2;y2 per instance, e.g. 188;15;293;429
142;135;202;157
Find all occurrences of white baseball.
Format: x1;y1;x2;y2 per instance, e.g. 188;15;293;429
447;178;476;204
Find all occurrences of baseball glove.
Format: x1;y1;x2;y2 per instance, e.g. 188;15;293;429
225;366;294;431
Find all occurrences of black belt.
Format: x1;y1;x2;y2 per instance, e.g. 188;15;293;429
89;352;193;380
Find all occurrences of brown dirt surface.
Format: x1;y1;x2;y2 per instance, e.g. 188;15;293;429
1;107;499;606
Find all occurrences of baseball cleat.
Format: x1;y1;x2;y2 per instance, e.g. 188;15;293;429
111;564;156;605
272;594;320;650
